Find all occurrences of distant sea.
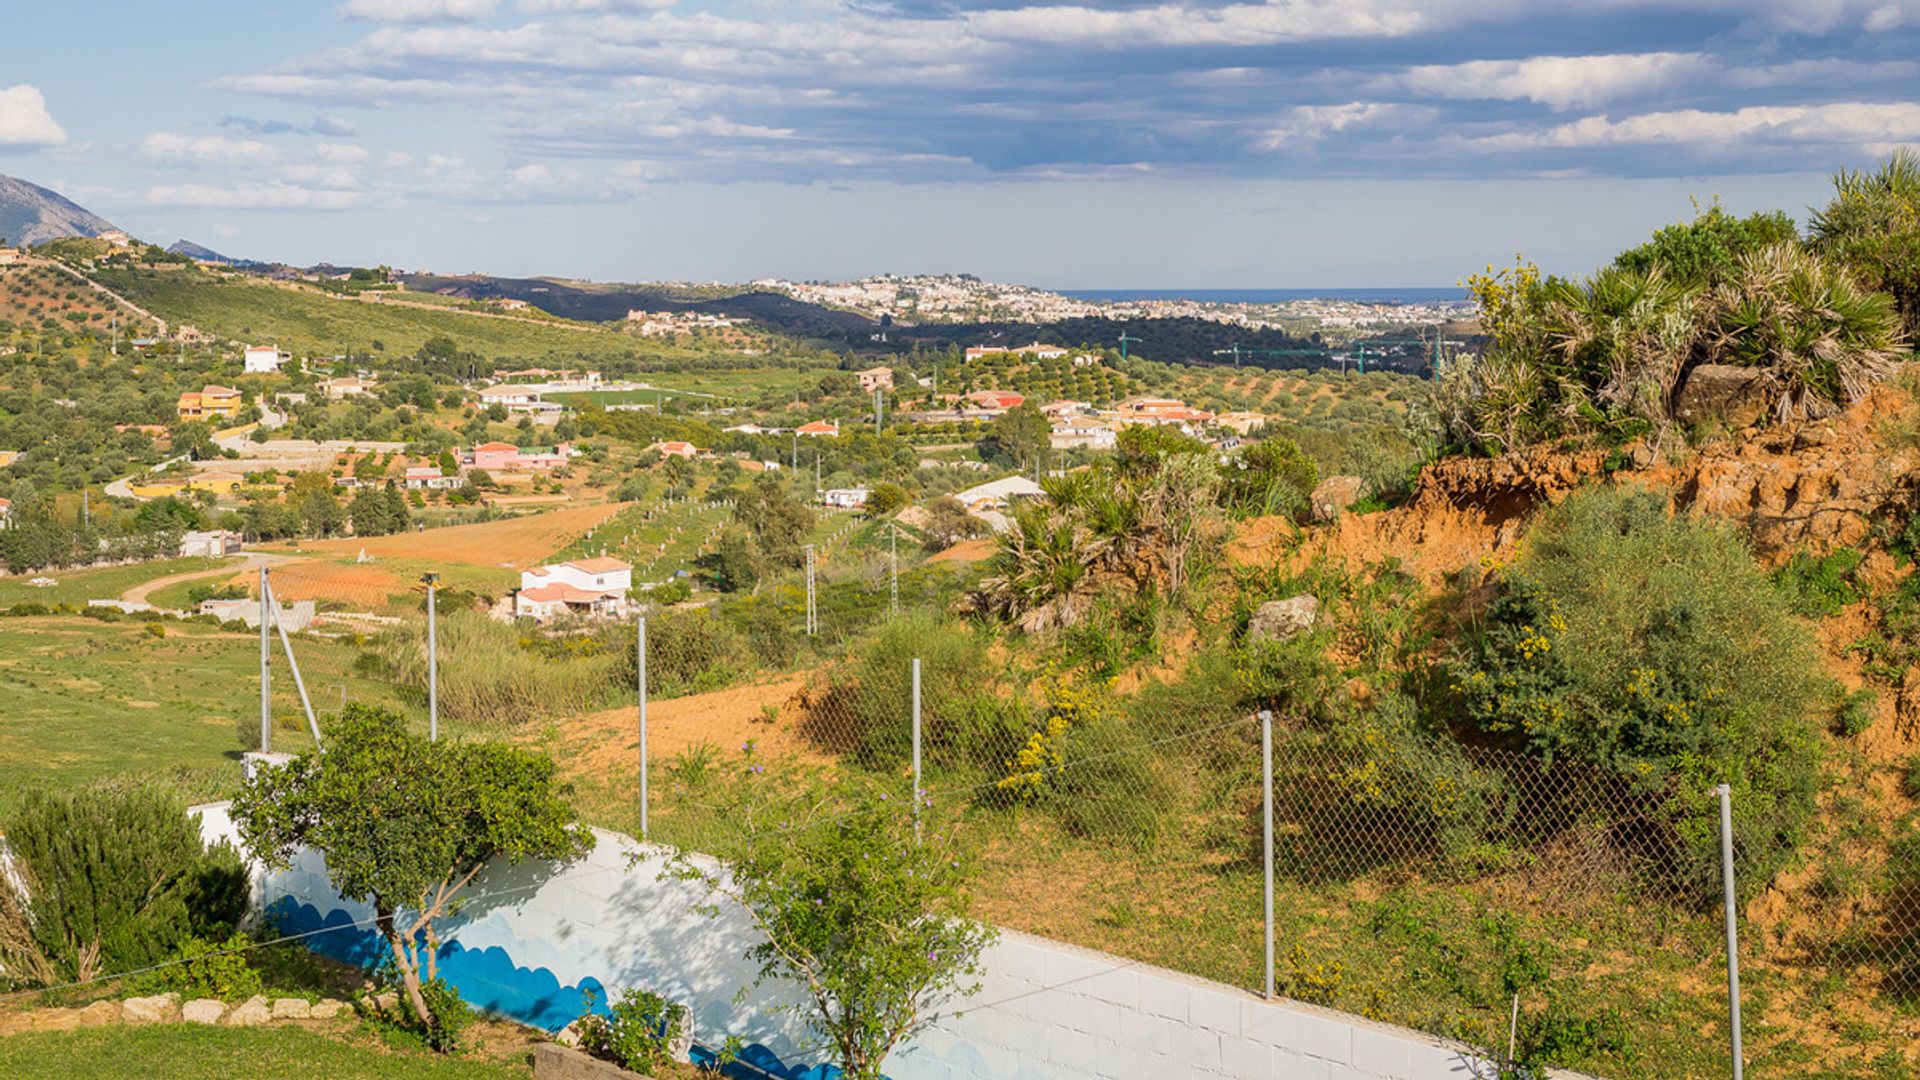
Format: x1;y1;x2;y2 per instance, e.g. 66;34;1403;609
1057;287;1467;304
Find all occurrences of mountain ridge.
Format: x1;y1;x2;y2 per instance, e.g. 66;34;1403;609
0;174;118;246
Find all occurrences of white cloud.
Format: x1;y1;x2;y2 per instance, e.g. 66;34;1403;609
0;84;68;148
145;182;369;209
1478;101;1920;148
1866;3;1905;29
517;0;674;11
1399;52;1708;111
338;0;498;21
964;1;1428;47
139;132;278;165
315;142;372;162
1259;102;1404;148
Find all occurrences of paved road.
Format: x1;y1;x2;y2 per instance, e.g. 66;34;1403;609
120;552;300;606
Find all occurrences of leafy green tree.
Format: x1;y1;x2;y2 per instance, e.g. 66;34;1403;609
863;481;910;518
232;706;593;1041
978;401;1049;469
2;783;248;983
1612;203;1799;286
669;772;994;1080
168;419;214;460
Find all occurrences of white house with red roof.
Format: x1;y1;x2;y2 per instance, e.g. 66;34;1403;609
795;420;839;437
644;440;699;459
0;496;10;529
243;345;289;374
515;557;633;622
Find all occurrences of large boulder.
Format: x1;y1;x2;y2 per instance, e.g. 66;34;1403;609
308;998;349;1020
270;998;311;1020
1248;595;1319;643
1309;475;1366;523
1673;364;1775;430
224;995;271;1027
122;993;180;1024
181;999;228;1025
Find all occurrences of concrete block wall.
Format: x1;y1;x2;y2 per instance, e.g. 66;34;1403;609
193;803;1502;1080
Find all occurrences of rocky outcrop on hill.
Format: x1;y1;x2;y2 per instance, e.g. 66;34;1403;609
1232;385;1920;578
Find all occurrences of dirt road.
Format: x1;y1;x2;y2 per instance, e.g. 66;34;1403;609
121;552;298;606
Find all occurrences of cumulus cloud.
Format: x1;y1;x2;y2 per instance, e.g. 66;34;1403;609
220;114;360;137
1259;102;1405;148
1399;52;1709;111
140;132;279;165
338;0;498;21
1478;101;1920;149
964;1;1429;47
0;84;68;148
516;0;674;10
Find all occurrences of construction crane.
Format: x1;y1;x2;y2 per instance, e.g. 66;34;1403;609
1211;343;1329;368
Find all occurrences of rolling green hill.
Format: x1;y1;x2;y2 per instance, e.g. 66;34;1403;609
89;266;657;360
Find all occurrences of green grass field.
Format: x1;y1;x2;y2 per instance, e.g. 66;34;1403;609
0;558;227;609
0;616;416;806
0;1024;530;1079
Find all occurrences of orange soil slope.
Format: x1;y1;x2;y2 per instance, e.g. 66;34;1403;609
285;502;629;568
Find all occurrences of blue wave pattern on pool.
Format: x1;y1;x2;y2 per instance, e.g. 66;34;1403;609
265;897;858;1079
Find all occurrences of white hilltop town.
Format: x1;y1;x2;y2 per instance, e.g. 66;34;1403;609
753;272;1470;337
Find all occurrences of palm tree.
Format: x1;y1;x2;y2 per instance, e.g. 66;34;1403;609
1547;266;1699;425
1704;244;1906;420
1809;149;1920;339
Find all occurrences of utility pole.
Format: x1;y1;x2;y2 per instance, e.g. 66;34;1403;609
874;388;884;435
259;566;271;753
889;523;899;618
804;545;817;635
423;573;439;741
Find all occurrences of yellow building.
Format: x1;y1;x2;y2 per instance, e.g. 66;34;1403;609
177;385;244;422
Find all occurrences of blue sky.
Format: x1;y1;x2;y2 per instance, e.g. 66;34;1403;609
3;0;1917;286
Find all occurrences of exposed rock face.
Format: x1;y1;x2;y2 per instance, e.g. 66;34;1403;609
1310;475;1366;523
225;995;271;1027
121;993;180;1024
1249;596;1319;643
181;999;228;1025
1673;364;1775;430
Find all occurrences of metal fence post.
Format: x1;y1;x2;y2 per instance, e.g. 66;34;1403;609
1261;709;1274;1000
264;578;322;751
258;565;271;753
912;657;923;844
638;615;649;843
424;574;439;742
1718;783;1745;1080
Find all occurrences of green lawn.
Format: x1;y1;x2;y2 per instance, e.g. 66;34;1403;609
0;616;416;806
0;558;226;609
0;1024;530;1079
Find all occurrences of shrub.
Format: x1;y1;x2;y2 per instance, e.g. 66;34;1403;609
573;987;690;1074
1773;547;1866;617
368;611;625;729
418;976;473;1053
2;783;249;982
127;932;264;1001
1451;487;1827;897
624;606;755;698
668;785;995;1080
823;611;986;765
1811;149;1920;339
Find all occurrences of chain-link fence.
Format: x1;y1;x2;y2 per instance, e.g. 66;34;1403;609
85;547;1920;1079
